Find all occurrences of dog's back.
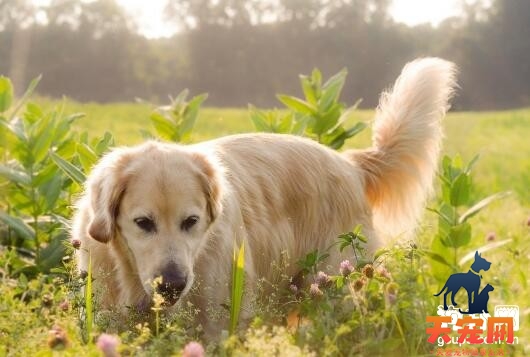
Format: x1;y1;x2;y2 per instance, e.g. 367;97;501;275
203;58;457;278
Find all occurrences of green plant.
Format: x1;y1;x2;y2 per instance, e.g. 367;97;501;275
338;224;368;265
0;76;84;276
84;253;93;344
249;68;366;149
230;242;245;335
146;90;208;143
426;154;510;279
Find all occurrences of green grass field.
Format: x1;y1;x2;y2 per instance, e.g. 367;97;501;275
51;99;529;206
2;98;529;355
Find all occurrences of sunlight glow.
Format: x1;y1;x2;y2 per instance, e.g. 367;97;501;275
115;0;177;39
390;0;462;26
113;0;462;38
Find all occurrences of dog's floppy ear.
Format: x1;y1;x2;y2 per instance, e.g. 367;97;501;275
86;149;132;243
191;152;223;224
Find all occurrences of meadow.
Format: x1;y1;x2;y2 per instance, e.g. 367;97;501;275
1;84;529;355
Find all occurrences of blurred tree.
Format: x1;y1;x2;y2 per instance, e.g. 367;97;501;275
0;0;528;109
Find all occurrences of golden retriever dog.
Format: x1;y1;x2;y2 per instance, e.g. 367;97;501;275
72;58;456;336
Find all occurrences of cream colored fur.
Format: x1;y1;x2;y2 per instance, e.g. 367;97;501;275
72;58;457;336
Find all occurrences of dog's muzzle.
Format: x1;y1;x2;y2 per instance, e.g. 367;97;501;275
157;262;187;306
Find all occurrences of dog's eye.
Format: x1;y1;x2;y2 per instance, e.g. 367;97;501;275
134;217;156;233
181;215;199;232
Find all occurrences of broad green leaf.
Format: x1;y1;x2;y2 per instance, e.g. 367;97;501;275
447;222;471;248
31;116;55;163
311;68;322;97
344;121;367;138
373;248;390;261
450;173;470;206
24;102;44;124
64;112;85;123
249;106;271;132
76;143;98;173
464;154;480;174
459;191;511;224
0;117;26;142
277;94;316;116
276;112;293;133
300;75;317;105
319;68;347;112
0;76;14;113
0;164;31;185
0;211;35;240
430;236;457;281
291;115;309;135
94;132;114;155
8;75;42;121
53;112;84;143
150;112;177;141
335;100;362;127
37;234;67;272
181;93;207;142
173;89;189;106
50;151;86;185
421;250;453;267
41;175;63;211
55;140;77;158
453;154;463;171
323;130;345;149
230;242;245;335
33;164;58;186
311;104;341;136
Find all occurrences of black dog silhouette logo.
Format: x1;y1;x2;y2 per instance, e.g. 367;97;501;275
434;251;493;314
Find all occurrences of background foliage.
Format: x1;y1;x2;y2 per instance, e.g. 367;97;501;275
1;0;529;109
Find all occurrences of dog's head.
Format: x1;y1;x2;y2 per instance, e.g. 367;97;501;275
472;251;492;273
85;141;222;306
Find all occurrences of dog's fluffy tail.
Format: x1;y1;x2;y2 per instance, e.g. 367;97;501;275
345;58;457;239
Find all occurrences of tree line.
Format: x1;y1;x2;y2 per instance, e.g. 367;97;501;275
0;0;528;109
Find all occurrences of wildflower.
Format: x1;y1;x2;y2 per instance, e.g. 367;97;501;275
486;231;496;241
309;283;324;297
376;266;391;279
96;333;120;357
183;341;205;357
71;239;81;249
48;325;68;349
352;278;365;292
386;292;397;306
362;264;374;279
386;282;398;295
386;283;399;306
58;299;69;311
339;260;354;277
315;271;331;288
42;293;53;307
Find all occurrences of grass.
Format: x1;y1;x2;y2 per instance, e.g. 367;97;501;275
2;98;529;355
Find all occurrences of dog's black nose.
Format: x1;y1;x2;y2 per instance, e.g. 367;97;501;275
157;263;187;305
